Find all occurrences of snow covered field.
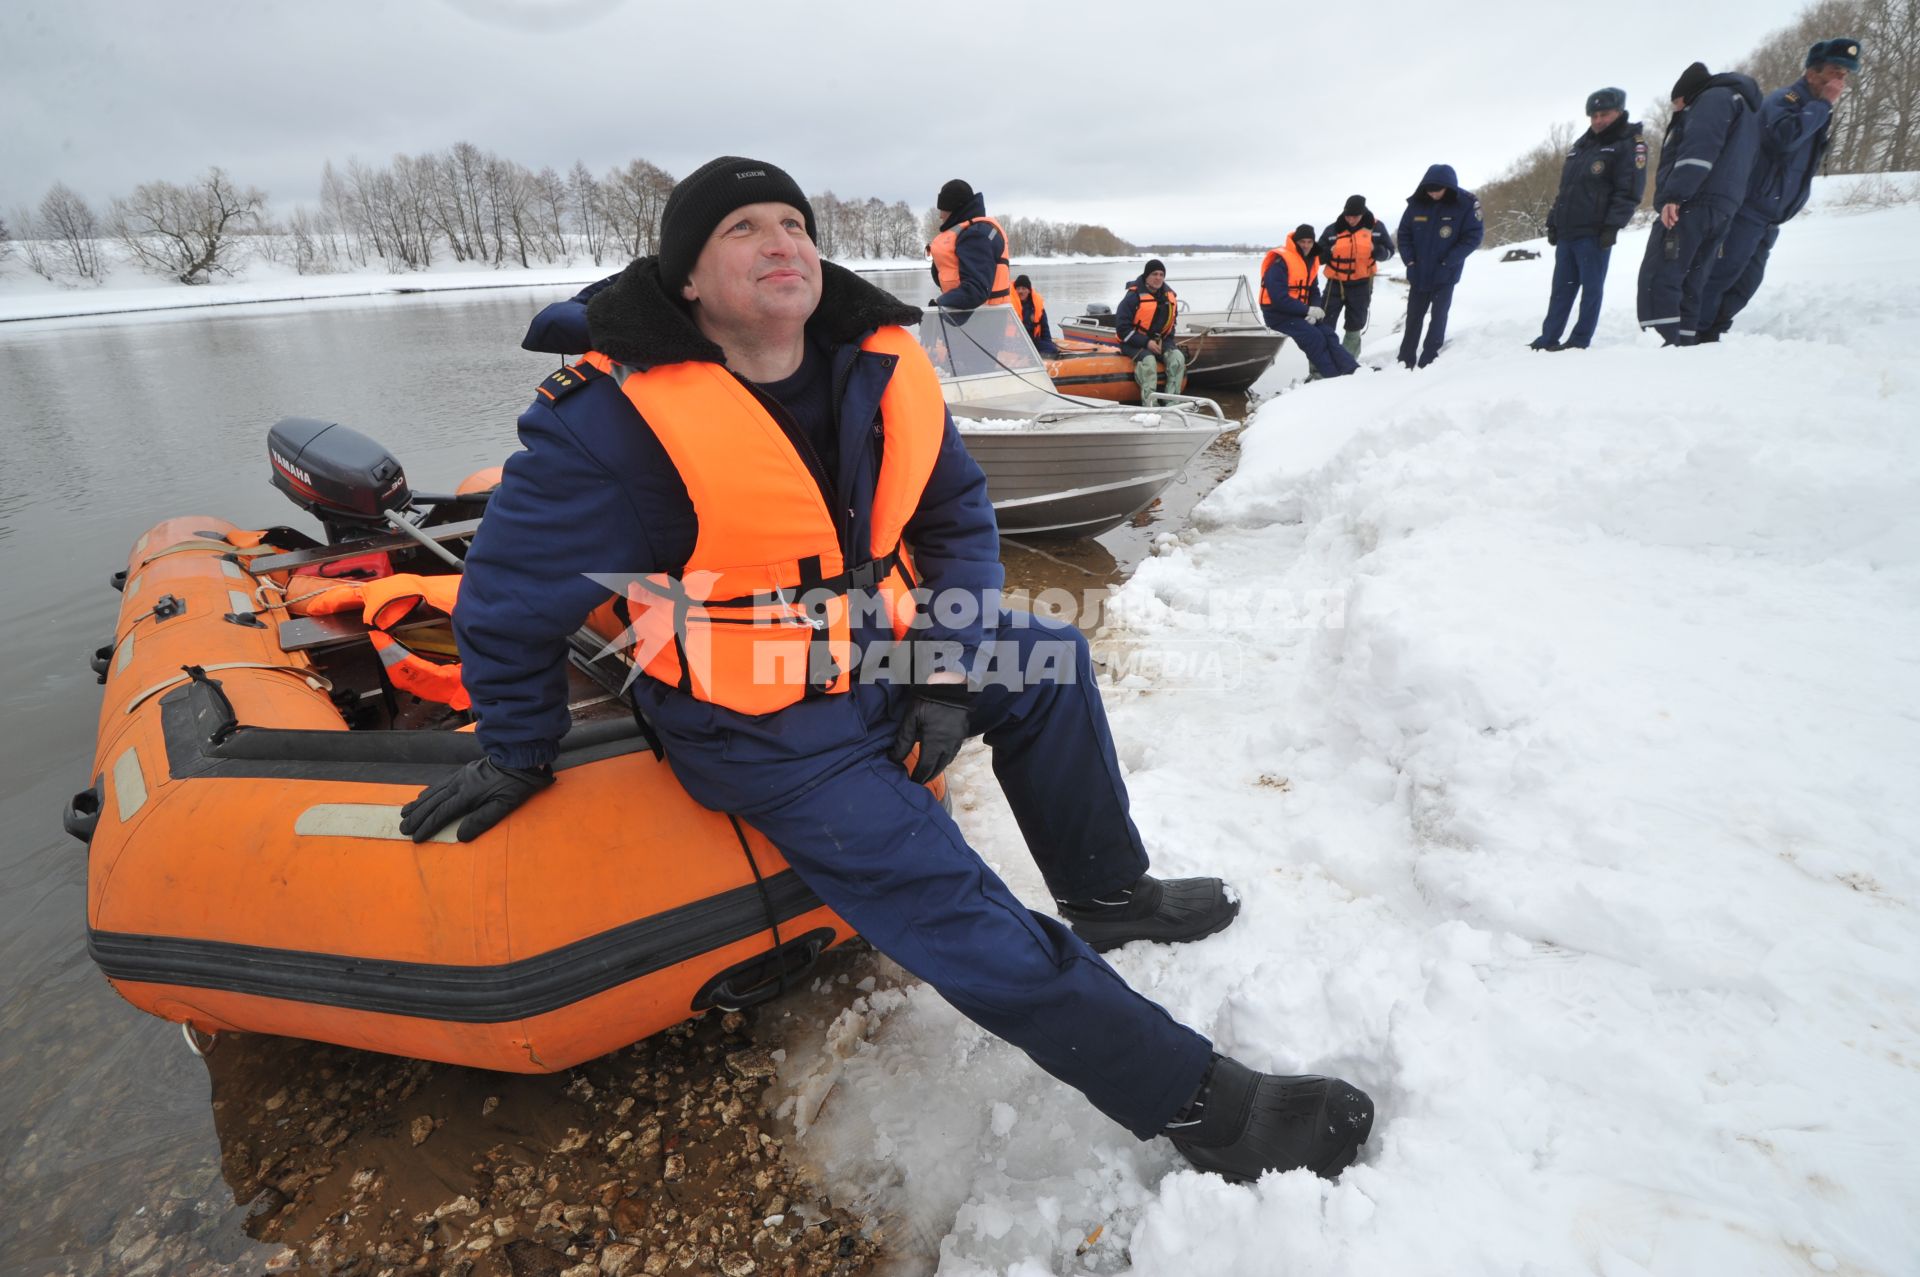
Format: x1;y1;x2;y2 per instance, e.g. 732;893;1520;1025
778;184;1920;1274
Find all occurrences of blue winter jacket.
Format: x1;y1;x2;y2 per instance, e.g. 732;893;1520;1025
1547;115;1647;239
1740;77;1833;225
929;193;1008;309
1396;164;1485;290
463;259;1002;810
1113;275;1180;353
1653;73;1763;212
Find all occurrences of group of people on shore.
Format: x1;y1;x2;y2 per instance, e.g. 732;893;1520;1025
934;34;1860;388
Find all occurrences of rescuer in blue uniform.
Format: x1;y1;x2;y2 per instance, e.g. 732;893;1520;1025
1531;88;1646;351
1635;61;1763;345
1695;37;1861;342
401;156;1376;1183
1395;164;1484;368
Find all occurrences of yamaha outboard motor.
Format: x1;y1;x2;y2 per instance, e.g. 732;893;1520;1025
268;417;412;544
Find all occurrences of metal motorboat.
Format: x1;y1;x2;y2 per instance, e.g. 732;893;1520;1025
920;305;1226;539
1059;275;1285;394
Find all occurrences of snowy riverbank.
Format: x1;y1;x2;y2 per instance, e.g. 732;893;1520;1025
778;187;1920;1274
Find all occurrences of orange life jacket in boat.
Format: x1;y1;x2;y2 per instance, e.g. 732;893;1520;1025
929;216;1013;304
1128;284;1179;338
302;573;469;710
581;328;944;716
1017;288;1047;342
1323;225;1378;283
1259;242;1319;307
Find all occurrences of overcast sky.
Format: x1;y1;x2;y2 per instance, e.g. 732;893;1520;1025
2;0;1813;245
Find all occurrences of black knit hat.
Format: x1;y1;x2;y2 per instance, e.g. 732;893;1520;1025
1671;62;1712;104
1807;36;1862;70
1343;194;1367;216
1293;223;1317;242
1143;258;1166;276
657;156;816;294
1585;86;1626;115
1013;273;1032;289
937;179;975;212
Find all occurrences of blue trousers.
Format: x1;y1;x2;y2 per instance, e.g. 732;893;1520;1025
1695;212;1780;339
1399;284;1455;367
1636;200;1735;344
1273;315;1359;377
1535;235;1613;348
699;612;1214;1138
1321;277;1374;333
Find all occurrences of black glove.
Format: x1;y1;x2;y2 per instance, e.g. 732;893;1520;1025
887;683;974;784
399;757;554;843
1545;226;1559;246
1598;227;1617;249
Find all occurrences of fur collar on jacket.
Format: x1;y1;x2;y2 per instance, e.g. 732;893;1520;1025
585;256;922;371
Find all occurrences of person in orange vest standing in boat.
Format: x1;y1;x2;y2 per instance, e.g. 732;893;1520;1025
1012;274;1057;353
928;179;1012;310
1112;259;1188;401
1260;224;1360;380
1315;195;1396;360
400;155;1375;1183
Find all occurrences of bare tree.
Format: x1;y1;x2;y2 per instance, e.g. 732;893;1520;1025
531;165;570;264
33;183;107;281
110;167;266;283
569;162;606;266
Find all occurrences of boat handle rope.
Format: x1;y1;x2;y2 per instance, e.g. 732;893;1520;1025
136;539;279;570
121;662;334;717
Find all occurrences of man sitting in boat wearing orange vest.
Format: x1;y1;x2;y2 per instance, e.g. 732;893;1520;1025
1112;260;1188;402
400;156;1373;1183
1260;224;1360;380
927;179;1012;310
1012;274;1057;353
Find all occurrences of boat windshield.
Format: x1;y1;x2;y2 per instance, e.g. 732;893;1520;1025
1173;275;1261;326
915;305;1047;379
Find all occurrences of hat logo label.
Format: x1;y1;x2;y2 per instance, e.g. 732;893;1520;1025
733;169;768;179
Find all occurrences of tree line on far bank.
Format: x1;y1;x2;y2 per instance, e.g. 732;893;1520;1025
0;146;1137;289
1477;0;1919;246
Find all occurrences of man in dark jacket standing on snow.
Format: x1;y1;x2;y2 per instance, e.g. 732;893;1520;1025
400;156;1373;1183
1531;88;1646;351
1316;195;1395;359
1695;37;1860;342
1395;163;1484;369
1636;61;1763;345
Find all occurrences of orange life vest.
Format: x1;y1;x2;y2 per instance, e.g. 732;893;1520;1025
928;216;1013;304
1323;225;1378;283
1127;284;1179;338
1016;288;1047;342
1259;242;1319;307
302;573;469;710
584;328;944;716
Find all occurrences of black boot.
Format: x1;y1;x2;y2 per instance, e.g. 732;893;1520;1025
1167;1055;1374;1182
1057;873;1239;953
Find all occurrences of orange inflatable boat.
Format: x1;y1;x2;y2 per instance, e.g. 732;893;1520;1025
67;417;895;1073
1042;339;1186;403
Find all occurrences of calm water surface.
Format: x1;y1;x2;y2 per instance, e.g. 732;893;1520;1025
0;258;1279;1273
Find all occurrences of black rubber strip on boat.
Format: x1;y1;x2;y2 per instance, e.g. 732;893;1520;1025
87;874;829;1022
158;676;648;785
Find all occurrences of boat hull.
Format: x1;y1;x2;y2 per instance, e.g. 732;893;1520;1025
76;517;859;1073
957;421;1219;538
1059;320;1284;394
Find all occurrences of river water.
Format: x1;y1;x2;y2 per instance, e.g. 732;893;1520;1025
0;255;1277;1275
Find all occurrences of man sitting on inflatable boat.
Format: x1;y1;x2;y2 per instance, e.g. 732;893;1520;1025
399;156;1374;1183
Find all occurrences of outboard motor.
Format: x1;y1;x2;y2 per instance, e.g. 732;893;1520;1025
268;417;412;543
